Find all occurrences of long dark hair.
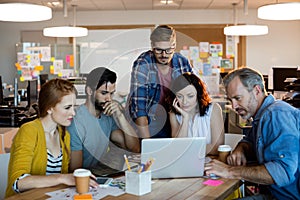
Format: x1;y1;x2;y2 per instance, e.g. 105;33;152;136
168;73;211;116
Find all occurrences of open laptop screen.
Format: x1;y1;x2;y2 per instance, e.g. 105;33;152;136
141;137;206;179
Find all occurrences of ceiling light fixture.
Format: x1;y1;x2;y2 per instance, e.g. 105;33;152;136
0;3;52;22
224;25;269;36
43;26;88;37
160;0;173;5
258;2;300;20
43;1;88;38
224;3;268;36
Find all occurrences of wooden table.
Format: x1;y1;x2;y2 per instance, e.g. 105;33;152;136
5;177;241;200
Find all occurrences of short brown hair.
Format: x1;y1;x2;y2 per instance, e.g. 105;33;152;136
150;25;176;45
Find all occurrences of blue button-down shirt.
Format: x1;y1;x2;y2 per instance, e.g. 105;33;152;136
242;95;300;199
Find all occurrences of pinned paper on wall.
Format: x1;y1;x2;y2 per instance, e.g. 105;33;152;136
200;52;209;58
226;35;236;58
193;59;203;76
209;56;221;67
50;65;54;74
30;54;40;67
34;66;44;71
21;66;33;81
199;42;209;53
66;55;70;63
40;46;51;62
66;55;74;67
53;60;63;75
17;53;28;66
61;69;74;78
203;63;212;76
220;59;233;69
180;49;189;60
69;55;74;67
189;46;199;61
15;63;21;70
209;43;222;56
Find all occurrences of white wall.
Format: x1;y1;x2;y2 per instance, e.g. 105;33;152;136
0;9;299;85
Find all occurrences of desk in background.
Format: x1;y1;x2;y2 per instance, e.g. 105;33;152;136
0;127;18;154
5;177;241;200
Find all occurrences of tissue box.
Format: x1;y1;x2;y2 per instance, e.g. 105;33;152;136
125;170;151;196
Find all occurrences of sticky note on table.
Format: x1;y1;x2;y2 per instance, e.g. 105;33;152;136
73;194;93;200
203;179;224;186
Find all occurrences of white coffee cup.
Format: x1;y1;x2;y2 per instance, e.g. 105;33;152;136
73;168;91;194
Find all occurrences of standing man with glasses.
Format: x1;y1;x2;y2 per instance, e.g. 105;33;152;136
127;25;193;139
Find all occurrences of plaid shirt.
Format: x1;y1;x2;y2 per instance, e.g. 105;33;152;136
128;50;192;121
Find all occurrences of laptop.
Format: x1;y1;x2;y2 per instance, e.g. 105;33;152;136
90;162;125;177
141;137;206;179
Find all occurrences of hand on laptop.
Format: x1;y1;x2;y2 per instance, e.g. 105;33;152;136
204;159;231;179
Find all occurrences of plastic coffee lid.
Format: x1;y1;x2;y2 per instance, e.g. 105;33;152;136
218;145;232;152
73;168;91;177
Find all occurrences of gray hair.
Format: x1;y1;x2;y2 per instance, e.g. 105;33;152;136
223;67;267;94
150;25;176;45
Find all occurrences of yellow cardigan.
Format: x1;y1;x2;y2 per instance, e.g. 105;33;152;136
5;119;71;197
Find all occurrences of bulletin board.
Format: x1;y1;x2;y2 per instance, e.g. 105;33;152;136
15;43;79;82
172;24;246;70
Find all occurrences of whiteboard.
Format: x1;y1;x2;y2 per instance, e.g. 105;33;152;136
77;29;151;94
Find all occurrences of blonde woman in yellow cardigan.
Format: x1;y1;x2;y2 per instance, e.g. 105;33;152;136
6;78;98;198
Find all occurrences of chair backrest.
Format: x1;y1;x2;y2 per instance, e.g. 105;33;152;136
225;133;244;150
0;153;10;200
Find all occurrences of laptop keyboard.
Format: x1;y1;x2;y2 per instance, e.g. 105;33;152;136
91;162;125;177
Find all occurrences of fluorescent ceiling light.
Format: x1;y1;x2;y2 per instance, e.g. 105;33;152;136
224;25;269;36
258;2;300;20
0;3;52;22
43;26;88;37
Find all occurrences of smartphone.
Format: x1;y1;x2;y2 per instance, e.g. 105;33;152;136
96;177;113;187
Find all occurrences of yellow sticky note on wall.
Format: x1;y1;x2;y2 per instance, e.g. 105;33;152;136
15;63;22;70
34;66;44;71
200;52;208;58
69;55;74;67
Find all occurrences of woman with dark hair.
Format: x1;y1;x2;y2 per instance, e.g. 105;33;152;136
169;73;224;155
6;78;97;198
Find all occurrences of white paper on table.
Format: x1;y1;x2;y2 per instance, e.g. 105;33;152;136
46;185;125;200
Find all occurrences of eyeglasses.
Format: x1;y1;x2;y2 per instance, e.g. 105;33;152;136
153;47;175;54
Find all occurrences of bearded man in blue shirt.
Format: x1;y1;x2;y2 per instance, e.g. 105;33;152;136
205;67;300;199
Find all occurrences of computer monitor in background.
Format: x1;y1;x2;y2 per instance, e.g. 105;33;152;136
263;75;269;92
0;75;3;105
39;74;49;87
27;79;38;107
271;67;298;92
